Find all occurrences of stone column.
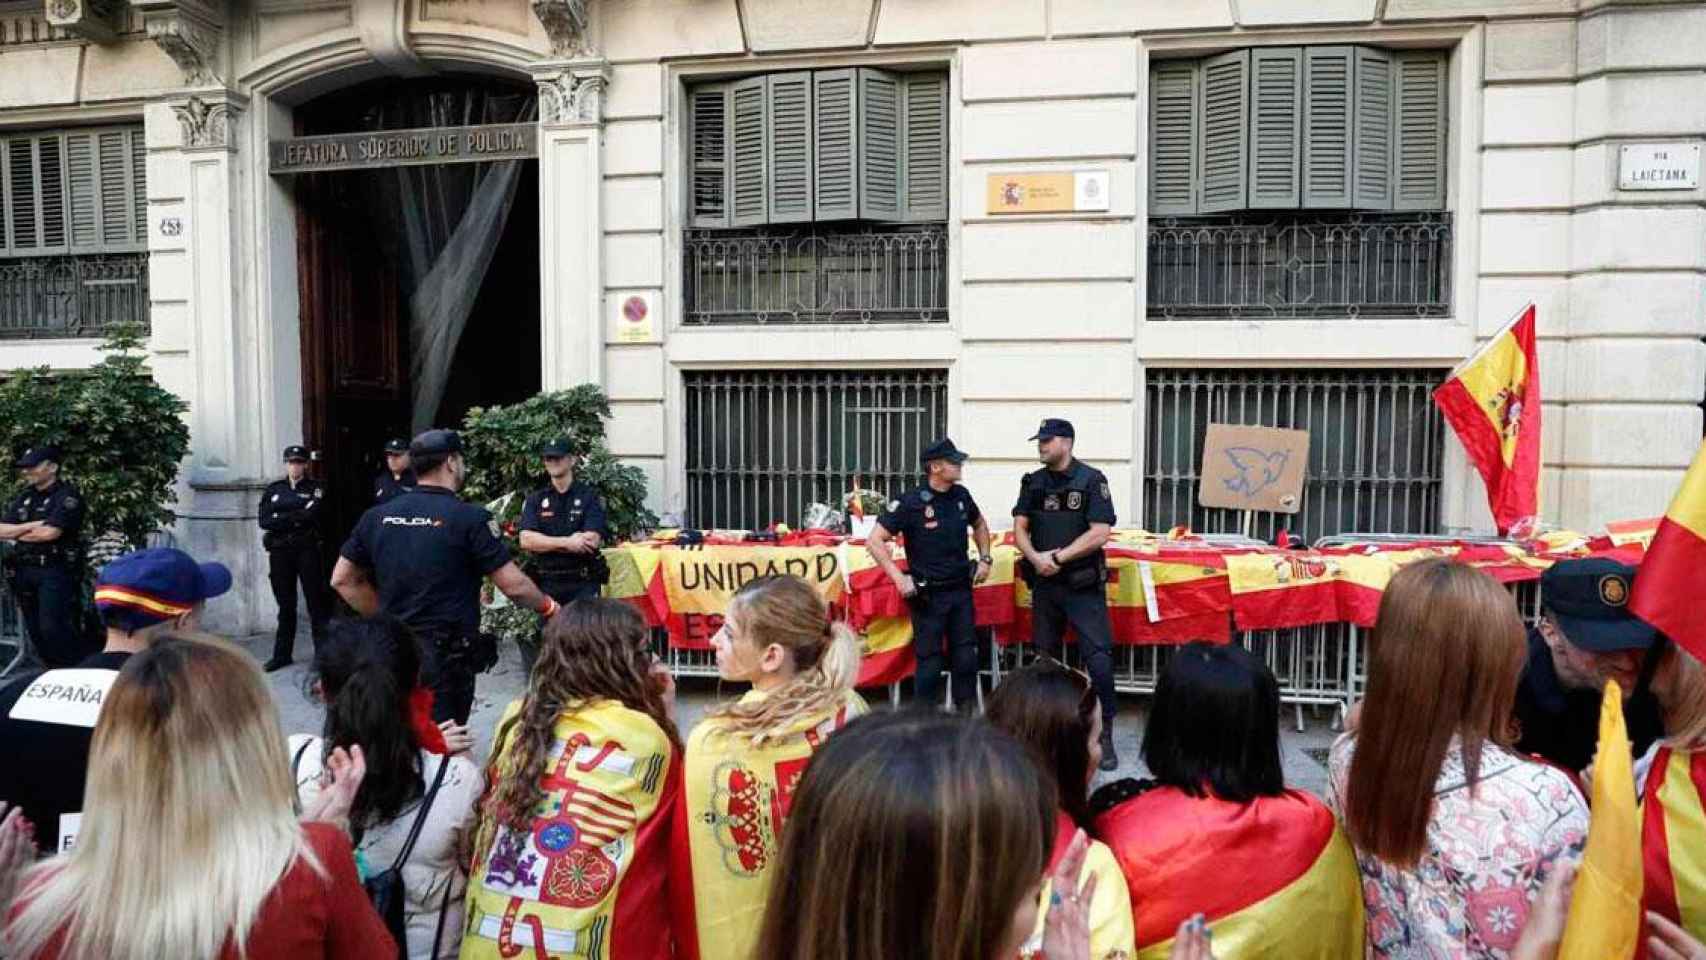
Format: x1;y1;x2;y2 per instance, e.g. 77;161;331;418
533;57;609;391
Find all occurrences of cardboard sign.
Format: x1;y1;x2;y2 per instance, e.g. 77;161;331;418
1198;424;1309;514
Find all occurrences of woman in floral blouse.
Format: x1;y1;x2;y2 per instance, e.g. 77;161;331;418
1328;560;1588;959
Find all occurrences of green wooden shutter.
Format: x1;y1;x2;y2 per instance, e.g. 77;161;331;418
1302;46;1354;208
857;67;901;221
130;127;147;241
1393;50;1447;210
97;129;134;246
3;135;69;255
689;84;731;228
1198;50;1248;213
65;131;100;250
766;71;813;224
1353;46;1394;210
899;72;948;221
729;76;769;228
1148;59;1199;216
1248;47;1302;209
813;68;859;221
5;138;41;252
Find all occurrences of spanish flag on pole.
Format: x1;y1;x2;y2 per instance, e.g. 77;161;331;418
1432;304;1542;534
1558;680;1642;960
1631;439;1706;661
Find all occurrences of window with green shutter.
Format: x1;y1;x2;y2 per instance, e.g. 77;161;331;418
2;125;147;258
687;67;949;229
1147;45;1448;216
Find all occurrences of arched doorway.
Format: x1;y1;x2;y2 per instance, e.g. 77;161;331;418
287;75;542;538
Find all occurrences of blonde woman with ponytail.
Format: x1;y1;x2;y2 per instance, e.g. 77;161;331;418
669;574;868;960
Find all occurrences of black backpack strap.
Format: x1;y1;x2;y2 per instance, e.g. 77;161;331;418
291;737;315;780
390;754;451;872
429;867;456;959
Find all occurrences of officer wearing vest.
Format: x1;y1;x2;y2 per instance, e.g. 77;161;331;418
0;445;88;669
517;438;610;676
0;546;229;855
373;437;417;505
258;445;333;672
332;429;560;723
1013;418;1120;770
868;438;992;713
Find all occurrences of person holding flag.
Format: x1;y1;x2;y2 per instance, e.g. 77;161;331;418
1433;303;1542;535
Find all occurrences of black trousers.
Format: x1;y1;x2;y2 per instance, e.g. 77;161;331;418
416;627;479;724
12;562;85;668
518;578;601;677
908;584;979;712
1031;579;1118;724
268;536;331;662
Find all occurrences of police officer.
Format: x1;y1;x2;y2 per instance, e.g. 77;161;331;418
1513;556;1665;772
332;429;560;723
1013;418;1120;770
258;445;333;672
0;445;87;668
868;438;991;713
517;438;610;676
373;437;416;505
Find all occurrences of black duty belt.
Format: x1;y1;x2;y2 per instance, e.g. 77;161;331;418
912;575;972;593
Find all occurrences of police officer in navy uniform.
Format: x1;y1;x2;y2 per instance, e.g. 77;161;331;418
332;429;560;724
0;445;87;668
868;438;992;713
258;445;333;672
373;438;416;505
1013;418;1120;770
517;438;610;676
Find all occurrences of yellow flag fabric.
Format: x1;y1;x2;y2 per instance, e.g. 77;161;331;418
673;687;868;960
1021;815;1137;960
1559;680;1642;960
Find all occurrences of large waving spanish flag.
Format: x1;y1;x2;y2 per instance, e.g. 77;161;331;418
1641;747;1706;955
1558;681;1641;960
1093;786;1364;958
1631;440;1706;661
1433;303;1542;534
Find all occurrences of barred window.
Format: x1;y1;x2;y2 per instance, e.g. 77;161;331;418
683;369;948;530
1143;368;1447;544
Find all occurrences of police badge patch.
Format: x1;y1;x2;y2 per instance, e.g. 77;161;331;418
488;519;502;538
542;498;550;509
1099;482;1110;501
1043;494;1062;511
1067;491;1084;510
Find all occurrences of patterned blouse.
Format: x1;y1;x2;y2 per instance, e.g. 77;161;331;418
1326;735;1587;959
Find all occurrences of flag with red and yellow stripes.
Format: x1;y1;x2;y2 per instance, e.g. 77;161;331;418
1558;681;1641;960
1631;440;1706;661
1641;747;1706;954
1432;303;1542;534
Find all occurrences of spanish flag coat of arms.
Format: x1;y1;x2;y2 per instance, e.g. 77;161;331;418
1432;304;1542;534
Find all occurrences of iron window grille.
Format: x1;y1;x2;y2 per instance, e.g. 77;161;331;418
684;368;948;530
683;223;947;325
1143;367;1447;544
1147;211;1451;319
0;252;150;339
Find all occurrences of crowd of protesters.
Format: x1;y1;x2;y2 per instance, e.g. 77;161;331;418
4;547;1706;959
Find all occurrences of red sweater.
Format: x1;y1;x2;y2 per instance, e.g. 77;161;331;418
15;822;395;959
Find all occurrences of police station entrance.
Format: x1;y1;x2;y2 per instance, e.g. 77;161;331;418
276;76;542;538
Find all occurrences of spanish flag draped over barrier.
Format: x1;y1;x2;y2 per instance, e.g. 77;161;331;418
1558;680;1641;960
1432;303;1542;534
1642;747;1706;954
464;699;681;960
670;688;867;960
1631;439;1706;660
1094;787;1363;958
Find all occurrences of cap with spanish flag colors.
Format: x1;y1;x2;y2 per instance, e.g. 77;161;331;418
93;547;233;633
1631;438;1706;660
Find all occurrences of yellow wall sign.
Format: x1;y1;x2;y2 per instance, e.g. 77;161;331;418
985;170;1111;215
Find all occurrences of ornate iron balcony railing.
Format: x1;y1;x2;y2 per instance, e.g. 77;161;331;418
1147;212;1452;319
684;224;948;325
0;253;151;340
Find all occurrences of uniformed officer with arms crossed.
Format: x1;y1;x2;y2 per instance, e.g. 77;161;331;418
517;438;609;676
332;429;560;724
373;437;416;505
1013;418;1120;770
0;445;87;668
867;438;991;713
258;445;333;672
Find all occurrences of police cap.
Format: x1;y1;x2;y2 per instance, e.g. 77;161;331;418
920;437;968;465
14;444;61;468
410;429;463;457
1540;556;1658;653
540;438;577;458
383;438;409;454
1028;418;1076;441
282;445;310;463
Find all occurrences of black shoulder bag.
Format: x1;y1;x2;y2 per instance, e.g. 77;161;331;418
362;755;450;960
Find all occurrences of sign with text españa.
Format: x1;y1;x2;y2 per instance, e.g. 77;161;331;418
269;123;537;175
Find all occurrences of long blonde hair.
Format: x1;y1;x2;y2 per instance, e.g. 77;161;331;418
1656;642;1706;750
6;634;320;960
709;575;860;745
